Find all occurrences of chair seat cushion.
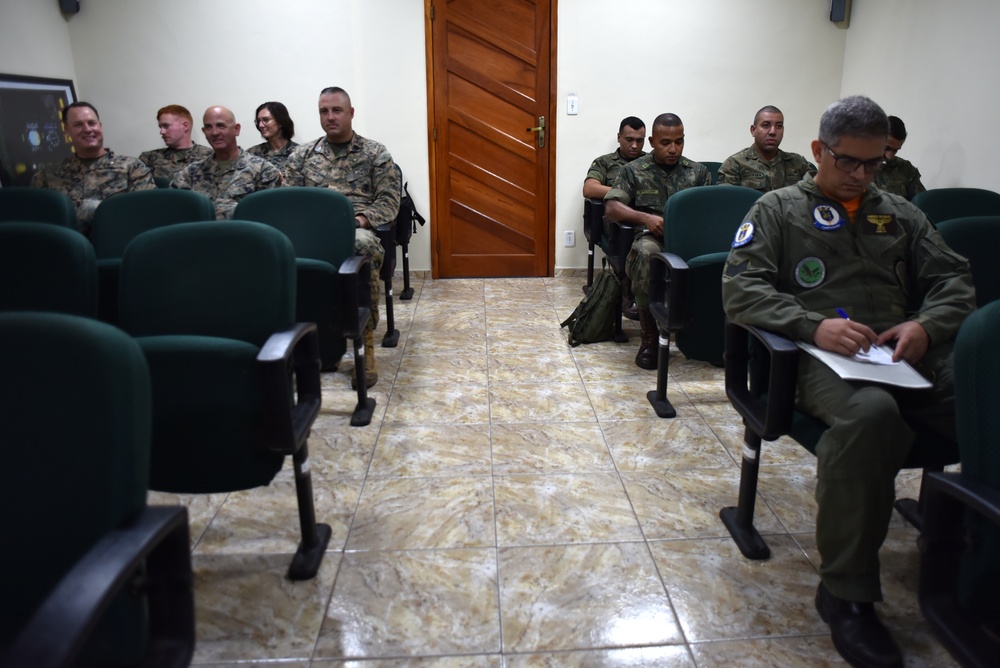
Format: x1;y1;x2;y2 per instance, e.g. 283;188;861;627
137;335;284;493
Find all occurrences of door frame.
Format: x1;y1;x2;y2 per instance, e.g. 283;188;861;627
423;0;559;278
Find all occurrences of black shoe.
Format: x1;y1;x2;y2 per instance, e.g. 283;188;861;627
634;342;657;370
815;583;902;668
623;297;638;321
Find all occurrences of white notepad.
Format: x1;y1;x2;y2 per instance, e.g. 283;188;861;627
797;342;933;389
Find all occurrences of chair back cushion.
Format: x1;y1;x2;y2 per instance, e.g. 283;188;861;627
0;222;98;316
233;187;357;267
936;215;1000;307
664;185;762;259
0;186;77;228
90;188;216;259
120;220;296;344
0;312;151;651
911;187;1000;225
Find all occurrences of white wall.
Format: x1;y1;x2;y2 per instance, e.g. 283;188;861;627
2;0;996;272
840;0;1000;191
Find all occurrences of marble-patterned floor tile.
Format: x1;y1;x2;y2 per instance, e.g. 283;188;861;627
346;476;495;550
622;469;784;540
369;423;492;477
494;473;642;545
587;380;694;421
315;548;500;659
404;328;488;355
488;350;581;384
709;418;815;468
146;491;229;550
491;422;614;474
675;380;740;420
486;309;559;327
487;328;570;355
393;353;489;386
309;412;381;476
602;417;737;472
318;385;390;427
312;658;502;667
648;535;826;641
573;349;660;384
667;357;725;382
503;646;693;667
498;543;684;653
194;473;362;554
756;463;819;534
191;551;339;663
408;308;486;331
489;382;597;423
383;383;490;425
689;635;840;667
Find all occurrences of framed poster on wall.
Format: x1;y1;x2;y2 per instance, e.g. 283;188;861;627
0;73;77;187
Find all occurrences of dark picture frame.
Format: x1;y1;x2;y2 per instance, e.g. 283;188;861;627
0;73;77;187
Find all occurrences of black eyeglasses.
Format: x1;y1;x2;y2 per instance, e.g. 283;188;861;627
822;142;885;174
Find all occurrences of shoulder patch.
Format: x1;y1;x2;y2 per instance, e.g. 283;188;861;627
732;221;755;248
813;205;844;231
725;259;749;278
795;257;826;288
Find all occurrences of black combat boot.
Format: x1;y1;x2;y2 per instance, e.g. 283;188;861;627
635;307;658;370
622;275;638;321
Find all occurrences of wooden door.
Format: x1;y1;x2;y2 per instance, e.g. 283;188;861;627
428;0;554;278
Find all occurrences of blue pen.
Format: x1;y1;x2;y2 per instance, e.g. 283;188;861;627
836;308;850;319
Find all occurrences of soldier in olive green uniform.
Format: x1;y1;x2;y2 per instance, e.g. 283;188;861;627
718;105;816;192
722;96;975;668
283;87;400;388
874;116;925;200
138;105;214;182
31;101;155;234
605;114;710;368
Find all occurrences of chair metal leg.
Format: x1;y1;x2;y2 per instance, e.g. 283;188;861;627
647;331;677;418
381;274;399;348
350;335;376;427
720;427;771;559
399;241;414;300
895;467;942;532
584;241;595;294
612;280;628;343
287;442;332;581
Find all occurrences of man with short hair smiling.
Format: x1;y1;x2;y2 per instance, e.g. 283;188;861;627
31;101;155;234
138;104;213;181
170;106;282;220
604;113;710;369
284;87;400;388
722;95;975;668
718;105;815;192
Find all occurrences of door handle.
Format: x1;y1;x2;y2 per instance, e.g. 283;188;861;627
526;116;545;148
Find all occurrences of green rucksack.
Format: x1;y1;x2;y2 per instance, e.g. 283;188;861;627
560;263;622;346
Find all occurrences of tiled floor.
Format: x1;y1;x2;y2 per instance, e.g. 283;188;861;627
150;274;959;667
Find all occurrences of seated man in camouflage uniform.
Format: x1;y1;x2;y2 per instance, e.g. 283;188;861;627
582;116;646;319
31;101;155;235
722;96;974;668
170;106;282;220
138;104;214;182
717;105;815;192
284;87;400;389
605;113;711;369
874;115;926;201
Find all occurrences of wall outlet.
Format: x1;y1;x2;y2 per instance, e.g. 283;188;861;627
564;230;575;247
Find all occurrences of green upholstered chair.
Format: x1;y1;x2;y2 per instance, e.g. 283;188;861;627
90;188;216;325
719;320;960;560
646;185;762;418
119;220;333;579
233;188;376;424
700;161;722;185
911;187;1000;226
153;176;171;189
0;186;77;229
0;222;98;317
918;300;1000;668
0;312;193;668
936;215;1000;307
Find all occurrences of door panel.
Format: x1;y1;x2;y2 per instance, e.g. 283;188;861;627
430;0;553;278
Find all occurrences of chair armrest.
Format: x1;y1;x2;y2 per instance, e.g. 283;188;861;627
583;198;604;244
2;506;193;668
373;223;396;278
923;471;1000;531
258;322;322;454
338;255;373;338
724;320;800;441
648;251;690;331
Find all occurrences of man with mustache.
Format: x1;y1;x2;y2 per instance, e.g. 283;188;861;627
717;105;815;192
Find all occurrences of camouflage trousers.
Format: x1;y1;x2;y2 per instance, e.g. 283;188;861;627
356;228;384;334
625;232;663;308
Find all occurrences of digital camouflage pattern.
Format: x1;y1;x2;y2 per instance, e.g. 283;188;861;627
31;149;156;231
585;148;645;187
284;133;400;334
138;144;214;181
170;149;282;220
874;155;926;201
717;146;816;192
606;154;711;306
247;140;299;177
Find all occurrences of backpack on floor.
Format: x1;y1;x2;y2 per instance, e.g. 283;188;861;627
560;262;621;346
